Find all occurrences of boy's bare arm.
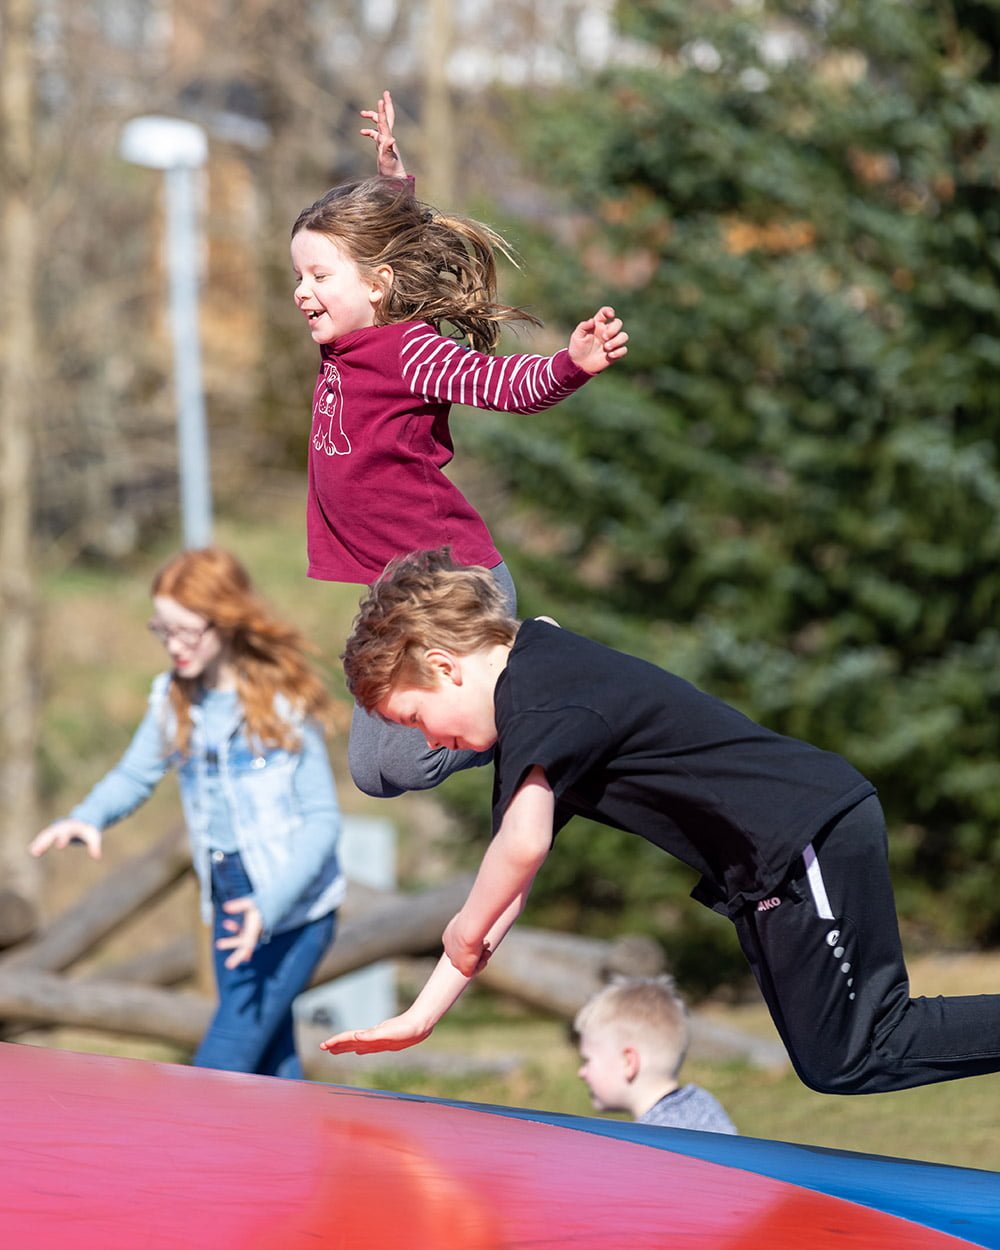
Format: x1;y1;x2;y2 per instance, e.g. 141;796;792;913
320;891;527;1056
320;949;470;1054
319;769;554;1056
442;766;554;977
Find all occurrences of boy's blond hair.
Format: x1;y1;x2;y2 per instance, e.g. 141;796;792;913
574;975;690;1079
342;548;518;712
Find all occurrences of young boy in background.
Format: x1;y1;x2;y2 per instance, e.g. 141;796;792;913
322;548;1000;1097
575;976;737;1134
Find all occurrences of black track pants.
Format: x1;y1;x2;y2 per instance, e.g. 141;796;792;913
732;794;1000;1094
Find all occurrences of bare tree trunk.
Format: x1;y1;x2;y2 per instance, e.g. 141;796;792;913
0;0;41;938
423;0;454;205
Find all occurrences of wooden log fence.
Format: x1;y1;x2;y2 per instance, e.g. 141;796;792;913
0;889;38;950
0;828;787;1068
0;825;190;974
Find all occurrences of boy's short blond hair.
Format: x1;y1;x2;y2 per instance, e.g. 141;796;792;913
342;548;518;712
574;975;690;1079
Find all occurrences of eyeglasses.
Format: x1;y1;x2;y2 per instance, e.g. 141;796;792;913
147;618;214;648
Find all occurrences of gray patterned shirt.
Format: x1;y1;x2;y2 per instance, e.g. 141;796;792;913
638;1085;738;1134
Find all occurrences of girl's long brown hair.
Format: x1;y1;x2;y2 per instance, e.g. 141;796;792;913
292;177;542;353
152;547;333;756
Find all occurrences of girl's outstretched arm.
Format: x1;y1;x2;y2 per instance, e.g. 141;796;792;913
568;306;629;375
360;88;407;178
29;818;102;860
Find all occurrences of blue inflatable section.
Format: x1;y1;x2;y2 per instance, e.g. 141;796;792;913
387;1091;1000;1250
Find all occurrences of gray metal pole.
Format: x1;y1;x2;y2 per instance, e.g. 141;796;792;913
164;164;212;548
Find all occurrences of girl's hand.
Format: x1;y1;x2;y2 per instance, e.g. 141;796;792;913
360;89;407;178
29;819;102;860
216;896;264;970
568;306;629;375
442;911;493;977
320;1009;434;1055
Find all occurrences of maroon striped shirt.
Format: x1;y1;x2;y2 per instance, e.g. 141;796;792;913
306;320;591;584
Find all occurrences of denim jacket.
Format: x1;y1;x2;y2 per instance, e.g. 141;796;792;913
71;673;344;937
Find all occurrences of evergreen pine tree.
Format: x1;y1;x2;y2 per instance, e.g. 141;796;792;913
468;0;1000;945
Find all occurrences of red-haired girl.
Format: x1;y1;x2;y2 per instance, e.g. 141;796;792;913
31;547;342;1078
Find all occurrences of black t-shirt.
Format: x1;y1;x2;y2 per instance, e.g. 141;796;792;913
492;620;875;916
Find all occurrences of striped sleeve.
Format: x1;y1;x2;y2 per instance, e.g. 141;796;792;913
400;326;589;413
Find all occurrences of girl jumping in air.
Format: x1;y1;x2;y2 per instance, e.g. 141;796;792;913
291;91;628;800
30;547;343;1080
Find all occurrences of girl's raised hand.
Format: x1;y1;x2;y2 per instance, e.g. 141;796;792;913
568;306;629;375
360;89;407;178
28;818;102;860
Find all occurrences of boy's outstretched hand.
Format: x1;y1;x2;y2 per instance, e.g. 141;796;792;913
320;1010;434;1056
321;944;480;1057
569;306;629;375
360;89;407;178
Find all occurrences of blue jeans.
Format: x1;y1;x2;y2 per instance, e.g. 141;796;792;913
193;850;335;1079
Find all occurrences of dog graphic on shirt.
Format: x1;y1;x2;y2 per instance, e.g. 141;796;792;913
312;361;351;456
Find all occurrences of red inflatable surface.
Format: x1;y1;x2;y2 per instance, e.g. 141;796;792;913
0;1042;984;1249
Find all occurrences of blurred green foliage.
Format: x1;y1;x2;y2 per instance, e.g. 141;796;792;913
454;0;1000;961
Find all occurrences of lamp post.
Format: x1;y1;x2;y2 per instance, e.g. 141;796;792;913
120;116;212;548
